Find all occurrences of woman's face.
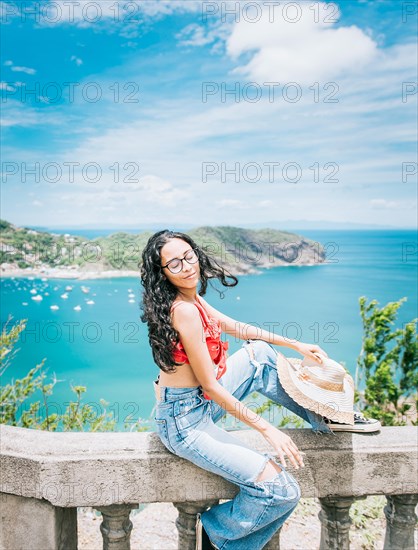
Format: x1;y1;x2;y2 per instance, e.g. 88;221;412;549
160;238;200;289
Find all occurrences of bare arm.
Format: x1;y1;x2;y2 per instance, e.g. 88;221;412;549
172;303;304;468
198;295;327;362
198;295;298;348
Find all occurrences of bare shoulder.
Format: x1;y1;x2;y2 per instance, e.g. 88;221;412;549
197;295;220;317
197;294;212;310
171;301;200;330
197;294;208;305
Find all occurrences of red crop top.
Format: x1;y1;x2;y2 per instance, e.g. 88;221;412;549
170;295;228;400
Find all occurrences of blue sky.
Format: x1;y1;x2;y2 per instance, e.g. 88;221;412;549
1;0;417;229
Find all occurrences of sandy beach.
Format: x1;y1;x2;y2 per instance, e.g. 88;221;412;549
0;266;141;280
0;258;321;281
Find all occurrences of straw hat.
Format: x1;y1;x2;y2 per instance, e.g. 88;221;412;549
276;352;355;425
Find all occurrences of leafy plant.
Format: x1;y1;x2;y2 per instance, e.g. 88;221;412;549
349;496;386;550
355;297;417;426
249;296;417;430
0;316;149;432
250;393;305;429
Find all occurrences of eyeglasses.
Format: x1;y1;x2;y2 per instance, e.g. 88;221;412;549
161;248;199;274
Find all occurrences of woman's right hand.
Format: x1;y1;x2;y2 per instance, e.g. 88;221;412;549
262;426;305;470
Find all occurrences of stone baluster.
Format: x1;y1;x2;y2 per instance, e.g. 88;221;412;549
383;494;418;550
318;496;356;550
94;503;139;550
173;499;219;550
0;492;78;550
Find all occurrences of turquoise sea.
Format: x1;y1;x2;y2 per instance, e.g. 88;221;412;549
1;230;417;430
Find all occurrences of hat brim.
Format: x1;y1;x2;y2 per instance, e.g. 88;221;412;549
276;353;355;425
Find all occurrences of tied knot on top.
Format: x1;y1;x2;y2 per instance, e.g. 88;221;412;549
206;338;229;365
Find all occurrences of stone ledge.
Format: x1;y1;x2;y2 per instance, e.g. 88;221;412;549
1;425;417;508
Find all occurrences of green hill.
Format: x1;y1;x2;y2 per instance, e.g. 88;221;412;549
0;220;325;276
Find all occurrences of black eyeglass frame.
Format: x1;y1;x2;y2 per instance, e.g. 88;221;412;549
161;248;199;274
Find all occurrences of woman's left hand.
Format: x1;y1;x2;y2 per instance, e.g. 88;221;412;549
293;342;328;363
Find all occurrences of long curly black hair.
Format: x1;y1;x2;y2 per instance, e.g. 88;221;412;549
140;229;238;373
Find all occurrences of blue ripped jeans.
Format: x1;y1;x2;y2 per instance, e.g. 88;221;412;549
153;339;333;550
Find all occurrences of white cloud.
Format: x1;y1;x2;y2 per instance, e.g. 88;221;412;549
36;0;202;27
138;0;202;17
0;100;68;128
32;200;43;207
218;199;247;208
51;175;189;213
133;175;189;205
369;199;412;210
176;24;215;47
2;2;416;228
226;2;378;84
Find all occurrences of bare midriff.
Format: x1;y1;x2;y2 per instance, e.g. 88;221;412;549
158;363;201;388
157;298;201;388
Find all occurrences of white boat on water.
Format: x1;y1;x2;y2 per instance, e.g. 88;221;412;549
65;285;73;291
60;293;69;299
128;293;135;298
81;286;90;294
30;289;37;294
31;295;43;301
86;300;95;305
22;302;28;306
50;305;59;310
73;305;82;311
128;299;135;303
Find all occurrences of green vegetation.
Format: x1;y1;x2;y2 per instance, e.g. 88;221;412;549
355;297;417;426
0;317;149;431
0;219;325;274
287;495;388;550
254;296;417;429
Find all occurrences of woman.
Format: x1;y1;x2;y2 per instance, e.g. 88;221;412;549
140;229;378;550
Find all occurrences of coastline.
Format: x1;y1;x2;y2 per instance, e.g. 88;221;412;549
1;223;326;280
0;260;325;281
0;267;141;280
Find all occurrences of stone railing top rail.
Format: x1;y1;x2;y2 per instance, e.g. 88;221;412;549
1;425;417;508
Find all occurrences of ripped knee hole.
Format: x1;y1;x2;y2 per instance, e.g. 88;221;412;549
246;341;256;361
255;459;282;483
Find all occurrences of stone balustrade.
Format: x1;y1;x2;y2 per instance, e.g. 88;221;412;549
1;424;417;550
